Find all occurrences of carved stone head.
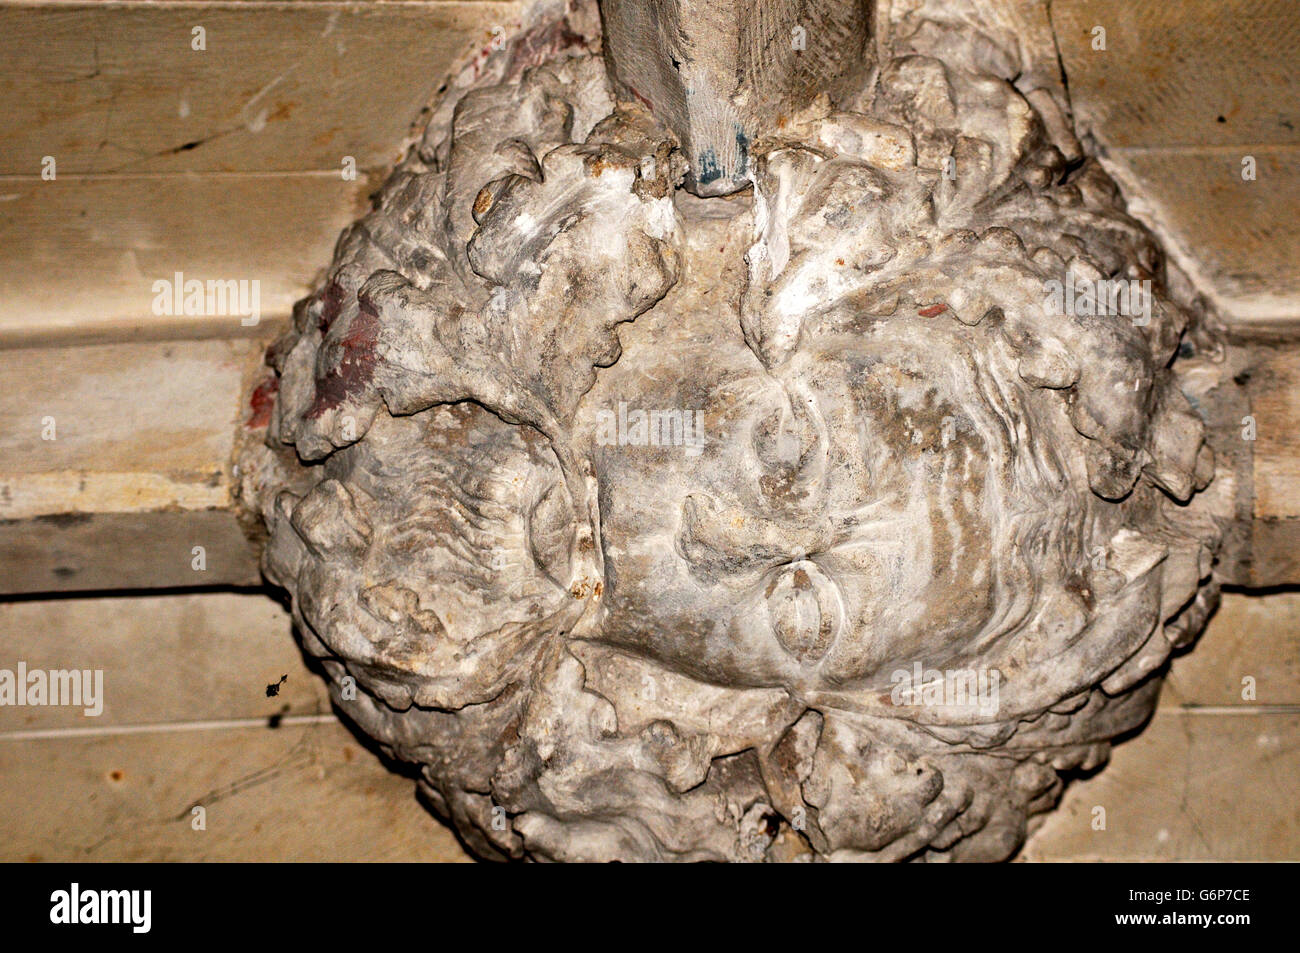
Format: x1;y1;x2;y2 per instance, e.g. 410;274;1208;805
240;0;1228;860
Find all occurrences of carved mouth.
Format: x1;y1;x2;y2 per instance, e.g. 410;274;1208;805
764;559;845;665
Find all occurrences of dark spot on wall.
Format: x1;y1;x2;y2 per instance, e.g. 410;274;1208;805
36;513;92;528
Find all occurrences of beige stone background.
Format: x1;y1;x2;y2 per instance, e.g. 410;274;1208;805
0;0;1296;861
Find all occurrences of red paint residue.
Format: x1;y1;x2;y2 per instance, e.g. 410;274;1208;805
304;295;381;419
465;18;590;83
505;19;591;82
246;375;279;430
627;85;655;112
918;303;948;317
317;278;346;335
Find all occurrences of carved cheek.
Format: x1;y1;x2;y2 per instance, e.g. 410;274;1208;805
815;455;1001;684
793;380;1005;685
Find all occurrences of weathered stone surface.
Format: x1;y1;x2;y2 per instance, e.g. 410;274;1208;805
238;0;1236;861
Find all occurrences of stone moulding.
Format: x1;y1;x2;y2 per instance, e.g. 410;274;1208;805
237;0;1235;861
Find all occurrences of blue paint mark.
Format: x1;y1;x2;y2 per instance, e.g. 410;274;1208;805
696;126;752;190
734;125;750;178
697;148;721;185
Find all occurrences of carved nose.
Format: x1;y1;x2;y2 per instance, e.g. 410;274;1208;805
765;559;843;665
751;381;828;501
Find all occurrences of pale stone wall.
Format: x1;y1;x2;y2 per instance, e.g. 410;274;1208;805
0;589;1293;860
0;0;1295;861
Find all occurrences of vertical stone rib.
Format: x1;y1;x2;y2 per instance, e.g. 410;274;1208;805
600;0;873;195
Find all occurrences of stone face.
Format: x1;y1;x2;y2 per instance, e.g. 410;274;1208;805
238;0;1233;861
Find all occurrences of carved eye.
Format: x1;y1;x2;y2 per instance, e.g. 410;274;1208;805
527;479;575;587
764;560;842;664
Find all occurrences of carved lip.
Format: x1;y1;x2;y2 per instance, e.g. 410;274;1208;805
764;559;844;665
